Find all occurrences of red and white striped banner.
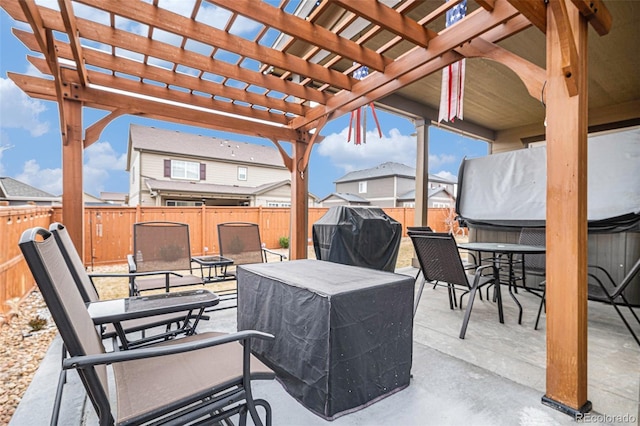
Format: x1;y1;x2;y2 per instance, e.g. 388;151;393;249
438;0;467;123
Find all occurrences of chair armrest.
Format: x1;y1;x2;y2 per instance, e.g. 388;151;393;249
262;248;286;262
63;330;275;369
127;254;137;273
473;264;497;276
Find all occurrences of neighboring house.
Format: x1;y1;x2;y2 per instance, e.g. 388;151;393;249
100;191;128;205
126;125;319;207
322;162;456;208
0;177;59;206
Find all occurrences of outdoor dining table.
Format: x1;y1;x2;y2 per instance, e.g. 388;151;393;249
457;242;546;325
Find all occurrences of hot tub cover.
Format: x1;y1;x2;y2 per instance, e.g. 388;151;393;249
312;206;402;272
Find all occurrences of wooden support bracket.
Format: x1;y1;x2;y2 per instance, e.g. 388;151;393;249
549;0;580;97
269;138;293;172
84;109;129;148
297;115;328;178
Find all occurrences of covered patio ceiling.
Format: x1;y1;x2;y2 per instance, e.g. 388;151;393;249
2;0;635;419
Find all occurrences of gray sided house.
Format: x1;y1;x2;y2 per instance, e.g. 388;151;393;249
126;124;319;207
0;177;59;206
322;162;456;208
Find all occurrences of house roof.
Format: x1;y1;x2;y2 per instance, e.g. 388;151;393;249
145;178;319;200
397;187;456;202
128;124;286;170
0;177;58;201
320;192;371;204
335;162;456;184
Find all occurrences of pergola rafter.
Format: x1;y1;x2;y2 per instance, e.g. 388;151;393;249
1;0;626;418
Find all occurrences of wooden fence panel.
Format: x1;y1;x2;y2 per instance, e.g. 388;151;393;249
0;207;52;315
53;206;454;265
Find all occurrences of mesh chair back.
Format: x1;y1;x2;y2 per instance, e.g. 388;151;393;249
19;228;112;423
133;222;193;272
410;232;469;287
407;226;433;234
518;228;546;274
218;222;264;265
50;223;100;303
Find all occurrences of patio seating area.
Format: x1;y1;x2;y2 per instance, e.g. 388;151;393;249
11;263;639;425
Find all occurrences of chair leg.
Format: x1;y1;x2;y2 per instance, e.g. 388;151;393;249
534;286;546;330
459;282;480;339
413;273;427;317
611;295;640;347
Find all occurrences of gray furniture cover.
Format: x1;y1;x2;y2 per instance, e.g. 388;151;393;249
237;260;414;420
312;206;402;272
456;128;640;232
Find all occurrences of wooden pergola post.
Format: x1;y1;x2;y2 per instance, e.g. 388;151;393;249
543;0;590;416
61;97;85;258
290;138;309;260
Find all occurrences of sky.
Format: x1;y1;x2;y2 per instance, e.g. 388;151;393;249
0;4;489;200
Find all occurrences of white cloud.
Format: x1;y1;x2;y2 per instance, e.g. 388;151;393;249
0;143;13;175
0;78;50;137
16;159;62;195
435;170;457;182
13;142;126;196
316;126;461;175
317;127;417;172
83;141;128;195
429;153;457;170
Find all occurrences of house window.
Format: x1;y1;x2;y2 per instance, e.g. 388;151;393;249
166;200;203;207
267;202;291;207
358;181;367;193
238;166;248;181
433;202;449;208
170;160;200;180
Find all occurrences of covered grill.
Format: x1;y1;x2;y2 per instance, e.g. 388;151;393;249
312;206;402;272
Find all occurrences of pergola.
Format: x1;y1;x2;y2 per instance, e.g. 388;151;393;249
2;0;637;418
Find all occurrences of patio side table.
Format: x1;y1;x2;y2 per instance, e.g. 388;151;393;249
237;259;414;420
191;255;234;283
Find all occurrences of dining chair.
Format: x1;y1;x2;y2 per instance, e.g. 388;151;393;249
409;232;497;339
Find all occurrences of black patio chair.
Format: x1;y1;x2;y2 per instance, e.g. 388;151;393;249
534;258;640;346
49;223;205;349
19;227;276;426
128;221;204;296
409;232;496;339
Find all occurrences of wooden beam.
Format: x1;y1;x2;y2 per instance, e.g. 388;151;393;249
268;138;293;173
571;0;611;36
61;98;85;259
506;0;547;33
208;0;390;72
476;0;496;12
290;138;309;260
58;0;88;86
8;73;299;142
29;56;291;126
549;0;580;96
75;0;355;90
14;30;307;117
543;0;590;416
2;0;329;106
330;0;433;48
290;0;522;130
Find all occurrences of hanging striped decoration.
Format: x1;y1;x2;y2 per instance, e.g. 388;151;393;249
438;0;467;123
347;64;383;145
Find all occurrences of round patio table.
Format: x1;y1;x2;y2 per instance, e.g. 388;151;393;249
458;242;546;324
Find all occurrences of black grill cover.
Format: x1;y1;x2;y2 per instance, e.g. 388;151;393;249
313;206;402;272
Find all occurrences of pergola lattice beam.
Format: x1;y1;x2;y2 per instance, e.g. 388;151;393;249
77;0;355;91
207;0;391;72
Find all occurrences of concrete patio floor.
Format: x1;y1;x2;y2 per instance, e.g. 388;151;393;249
10;266;640;425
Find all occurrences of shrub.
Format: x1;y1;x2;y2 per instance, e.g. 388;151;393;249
278;236;289;249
